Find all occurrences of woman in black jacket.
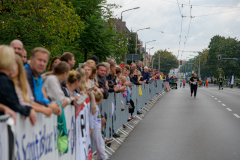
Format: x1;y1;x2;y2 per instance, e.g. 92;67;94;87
0;45;36;125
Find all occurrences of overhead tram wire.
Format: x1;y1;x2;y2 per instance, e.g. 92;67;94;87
189;8;240;18
161;0;240;8
181;0;192;58
177;0;185;59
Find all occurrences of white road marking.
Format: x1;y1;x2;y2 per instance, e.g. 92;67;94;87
226;108;232;111
233;114;240;118
218;101;221;102
214;98;217;99
222;104;226;106
212;96;214;97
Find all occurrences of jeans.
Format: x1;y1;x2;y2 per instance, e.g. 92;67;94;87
126;86;130;102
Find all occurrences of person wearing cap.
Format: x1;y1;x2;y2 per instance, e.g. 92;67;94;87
142;66;150;82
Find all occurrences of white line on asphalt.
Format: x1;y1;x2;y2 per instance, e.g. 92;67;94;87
218;101;221;102
222;104;226;106
233;114;240;118
226;108;232;111
212;96;214;97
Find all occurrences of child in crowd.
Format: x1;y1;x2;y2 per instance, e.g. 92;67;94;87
90;91;108;160
183;79;186;88
115;67;122;84
119;76;127;98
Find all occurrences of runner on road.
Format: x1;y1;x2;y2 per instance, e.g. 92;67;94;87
190;73;199;98
206;79;209;88
219;74;223;90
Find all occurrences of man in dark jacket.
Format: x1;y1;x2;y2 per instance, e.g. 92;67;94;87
136;61;143;72
97;63;109;99
142;66;150;82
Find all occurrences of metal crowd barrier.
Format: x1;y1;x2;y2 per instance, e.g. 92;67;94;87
96;80;164;149
1;80;164;160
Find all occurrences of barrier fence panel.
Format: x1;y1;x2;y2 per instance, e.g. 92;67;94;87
1;80;165;160
135;86;140;116
75;97;92;160
0;117;9;160
14;104;76;160
114;93;123;132
131;85;137;117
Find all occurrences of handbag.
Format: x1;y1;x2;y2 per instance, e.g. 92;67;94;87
139;86;143;96
56;101;68;153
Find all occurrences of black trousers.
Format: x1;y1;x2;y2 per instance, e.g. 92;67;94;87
191;85;198;96
219;82;223;88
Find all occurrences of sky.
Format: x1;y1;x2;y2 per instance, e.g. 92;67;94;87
107;0;240;60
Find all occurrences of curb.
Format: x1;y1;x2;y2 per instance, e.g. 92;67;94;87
92;91;167;160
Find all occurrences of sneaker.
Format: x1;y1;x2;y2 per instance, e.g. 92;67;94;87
105;143;111;147
127;118;131;122
113;133;120;138
105;138;114;144
121;108;125;111
130;115;136;119
122;124;126;128
137;111;142;115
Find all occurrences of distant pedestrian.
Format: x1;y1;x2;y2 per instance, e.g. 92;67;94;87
183;79;186;88
218;74;223;90
190;73;199;98
206;79;209;88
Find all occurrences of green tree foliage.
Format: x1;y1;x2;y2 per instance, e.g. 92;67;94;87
127;32;140;55
152;49;178;75
0;0;83;59
180;35;240;79
207;35;240;78
67;0;128;63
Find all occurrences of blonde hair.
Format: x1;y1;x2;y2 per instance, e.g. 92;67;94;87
120;76;127;84
93;90;103;103
102;62;110;71
0;45;15;71
76;68;87;91
89;66;98;83
138;71;142;76
67;70;81;84
81;63;92;75
86;60;96;66
31;47;50;58
11;55;30;103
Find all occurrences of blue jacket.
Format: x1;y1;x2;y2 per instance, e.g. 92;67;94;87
141;71;150;81
24;64;50;106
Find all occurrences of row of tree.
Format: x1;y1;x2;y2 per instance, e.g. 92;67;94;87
152;50;178;75
180;35;240;79
0;0;131;66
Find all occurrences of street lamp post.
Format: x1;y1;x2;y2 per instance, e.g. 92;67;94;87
144;40;156;66
120;7;140;63
135;27;150;55
147;47;154;67
152;57;155;68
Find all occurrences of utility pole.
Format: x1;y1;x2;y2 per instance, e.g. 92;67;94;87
198;53;201;79
158;52;160;71
121;7;140;63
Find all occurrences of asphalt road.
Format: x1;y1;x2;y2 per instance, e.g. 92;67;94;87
111;84;240;160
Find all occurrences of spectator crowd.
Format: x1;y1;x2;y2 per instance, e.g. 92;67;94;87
0;40;164;160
